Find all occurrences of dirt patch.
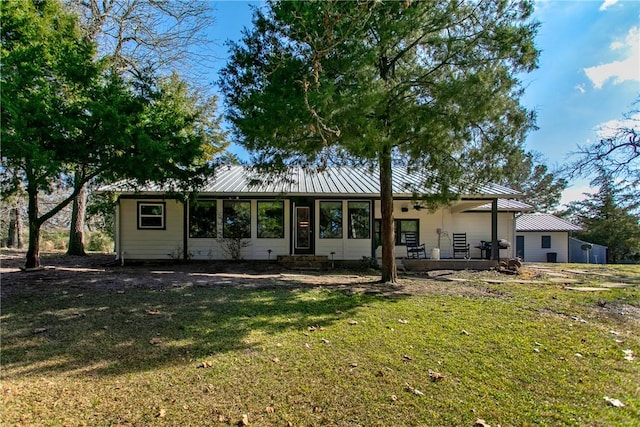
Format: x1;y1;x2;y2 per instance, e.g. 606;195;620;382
1;251;511;300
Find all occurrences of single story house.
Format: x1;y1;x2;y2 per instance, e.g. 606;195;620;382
515;213;582;263
103;165;530;262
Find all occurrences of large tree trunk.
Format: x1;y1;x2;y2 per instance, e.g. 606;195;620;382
25;186;41;269
379;147;397;283
67;172;87;255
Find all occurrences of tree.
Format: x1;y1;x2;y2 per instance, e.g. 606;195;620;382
1;0;223;268
220;0;539;282
500;150;567;212
562;169;640;263
570;98;640;204
63;0;219;255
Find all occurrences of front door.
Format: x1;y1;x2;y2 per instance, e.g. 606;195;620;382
293;203;314;254
516;235;525;260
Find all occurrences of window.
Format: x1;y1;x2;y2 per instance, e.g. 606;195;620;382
374;219;419;245
396;220;418;245
319;201;342;238
348;201;370;239
189;200;216;238
138;202;165;229
257;201;284;238
541;235;551;248
223;200;251;238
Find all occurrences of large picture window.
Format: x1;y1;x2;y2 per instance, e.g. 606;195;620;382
223;200;251;238
257;201;284;238
348;201;370;239
374;219;419;245
138;202;165;229
189;200;217;238
319;201;342;239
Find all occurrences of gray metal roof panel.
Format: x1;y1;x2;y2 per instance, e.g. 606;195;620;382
100;165;522;198
516;213;582;232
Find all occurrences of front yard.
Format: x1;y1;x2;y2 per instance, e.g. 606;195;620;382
1;252;638;426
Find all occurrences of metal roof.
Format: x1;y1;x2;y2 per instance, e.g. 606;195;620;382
102;165;522;198
468;199;533;212
516;213;582;232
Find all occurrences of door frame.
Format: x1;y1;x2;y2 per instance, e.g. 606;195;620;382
291;198;314;255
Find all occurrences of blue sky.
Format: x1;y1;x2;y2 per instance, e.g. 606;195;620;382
205;0;639;205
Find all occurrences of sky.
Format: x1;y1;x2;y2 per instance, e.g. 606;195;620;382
204;0;640;206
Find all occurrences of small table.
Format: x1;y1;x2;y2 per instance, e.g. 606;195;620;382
475;242;492;260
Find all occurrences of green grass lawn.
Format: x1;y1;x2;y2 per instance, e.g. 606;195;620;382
1;262;638;426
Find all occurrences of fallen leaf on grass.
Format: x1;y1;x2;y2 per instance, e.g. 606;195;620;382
404;383;424;396
402;354;412;362
265;406;275;414
145;309;160;315
349;320;358;325
575;352;583;358
149;338;162;345
313;406;323;413
350;362;358;368
197;361;212;368
475;419;490;427
461;330;470;335
321;338;330;344
398;319;408;324
240;413;249;425
610;330;620;336
623;349;635;361
604;396;625;408
156;408;166;418
390;394;398;402
428;369;445;382
272;357;280;363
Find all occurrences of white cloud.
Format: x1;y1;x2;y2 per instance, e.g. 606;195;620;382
584;26;640;89
599;0;619;11
560;183;593;206
574;84;586;94
595;112;640;139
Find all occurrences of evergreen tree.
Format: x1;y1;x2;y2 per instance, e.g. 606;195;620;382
562;169;640;263
221;0;539;282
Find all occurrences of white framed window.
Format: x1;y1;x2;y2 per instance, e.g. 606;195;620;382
138;202;165;229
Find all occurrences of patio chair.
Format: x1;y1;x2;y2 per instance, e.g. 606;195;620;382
405;232;427;259
452;233;470;259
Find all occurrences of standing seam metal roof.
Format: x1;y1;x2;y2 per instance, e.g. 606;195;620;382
102;165;522;197
516;213;582;232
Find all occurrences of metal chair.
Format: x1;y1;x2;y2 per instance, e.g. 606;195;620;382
452;233;470;259
405;232;427;259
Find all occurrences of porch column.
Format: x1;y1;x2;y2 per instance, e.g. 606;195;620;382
491;198;499;261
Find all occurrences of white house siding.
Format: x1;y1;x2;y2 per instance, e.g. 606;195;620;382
314;200;373;260
373;201;515;259
516;231;569;263
451;212;515;259
119;198;185;260
188;199;290;261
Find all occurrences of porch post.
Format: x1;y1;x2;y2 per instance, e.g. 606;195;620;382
491;198;499;261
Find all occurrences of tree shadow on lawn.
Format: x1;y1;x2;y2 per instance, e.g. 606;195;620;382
1;260;403;380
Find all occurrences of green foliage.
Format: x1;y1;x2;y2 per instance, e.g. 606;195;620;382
221;0;538;194
562;170;640;263
500;150;567;212
220;0;540;281
1;0;228;267
86;231;113;253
